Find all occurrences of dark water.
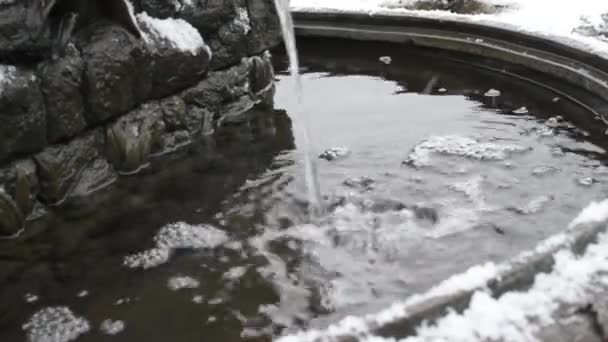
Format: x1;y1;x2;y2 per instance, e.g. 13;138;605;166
2;38;608;342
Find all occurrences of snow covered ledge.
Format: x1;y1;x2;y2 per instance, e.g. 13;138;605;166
278;200;608;342
290;9;608;122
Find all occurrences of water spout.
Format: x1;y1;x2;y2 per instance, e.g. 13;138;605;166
272;0;325;220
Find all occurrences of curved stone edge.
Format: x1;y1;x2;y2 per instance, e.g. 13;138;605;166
281;10;608;342
0;51;276;237
292;10;608;121
277;210;608;342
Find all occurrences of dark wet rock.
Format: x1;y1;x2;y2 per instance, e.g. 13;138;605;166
181;55;272;124
246;0;282;55
319;147;351;161
160;95;188;131
80;24;143;124
0;159;40;218
105;102;165;174
0;65;47;164
37;43;87;143
0;189;23;237
34;130;114;204
250;52;275;95
0;1;53;62
207;5;251;70
137;13;211;99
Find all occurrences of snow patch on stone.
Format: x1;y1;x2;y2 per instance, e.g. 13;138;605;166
569;199;608;228
400;232;608;342
137;12;207;55
234;7;252;34
22;307;90;342
0;65;17;95
123;222;229;269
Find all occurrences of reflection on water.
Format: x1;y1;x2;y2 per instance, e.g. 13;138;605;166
2;38;608;341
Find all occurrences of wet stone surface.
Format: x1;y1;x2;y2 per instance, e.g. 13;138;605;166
1;38;608;341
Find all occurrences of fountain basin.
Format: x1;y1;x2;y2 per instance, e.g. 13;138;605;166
3;8;608;342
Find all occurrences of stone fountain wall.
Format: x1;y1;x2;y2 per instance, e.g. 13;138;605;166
0;0;282;236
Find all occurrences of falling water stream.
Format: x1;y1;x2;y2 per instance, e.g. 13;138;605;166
272;0;325;219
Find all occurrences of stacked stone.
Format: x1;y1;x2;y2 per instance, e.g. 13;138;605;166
0;0;281;236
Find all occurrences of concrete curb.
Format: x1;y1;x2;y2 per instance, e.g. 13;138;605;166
292;11;608;120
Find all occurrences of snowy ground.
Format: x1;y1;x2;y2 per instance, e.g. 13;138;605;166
290;0;608;60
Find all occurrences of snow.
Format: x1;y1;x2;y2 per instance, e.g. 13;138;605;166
277;198;608;342
399;232;608;342
136;12;207;55
123;222;229;269
22;307;90;342
568;199;608;228
290;0;608;60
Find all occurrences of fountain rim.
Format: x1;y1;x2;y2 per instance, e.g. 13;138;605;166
292;10;608;121
282;10;608;342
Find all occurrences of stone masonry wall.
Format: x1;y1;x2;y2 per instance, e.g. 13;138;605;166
0;0;282;237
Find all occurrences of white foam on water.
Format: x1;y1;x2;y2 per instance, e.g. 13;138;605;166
0;64;17;95
167;276;200;291
22;307;90;342
136;12;207;55
123;222;229;269
404;136;529;167
100;319;125;335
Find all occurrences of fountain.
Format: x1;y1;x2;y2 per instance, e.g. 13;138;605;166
1;1;608;342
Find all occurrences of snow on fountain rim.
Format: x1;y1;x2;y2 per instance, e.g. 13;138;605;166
277;199;608;342
136;12;207;55
290;0;608;61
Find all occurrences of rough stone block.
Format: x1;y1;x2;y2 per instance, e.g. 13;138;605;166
0;65;47;164
81;25;142;124
37;44;87;143
34;130;113;204
105;102;165;174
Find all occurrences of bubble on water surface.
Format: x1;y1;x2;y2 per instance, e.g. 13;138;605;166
22;307;90;342
123;222;229;269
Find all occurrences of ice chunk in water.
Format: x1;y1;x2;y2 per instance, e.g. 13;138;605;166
22;307;90;342
484;88;501;97
379;56;392;65
123;222;229;269
100;319;125;335
512;106;529;114
167;276;200;291
319;147;351;161
404;136;529;167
